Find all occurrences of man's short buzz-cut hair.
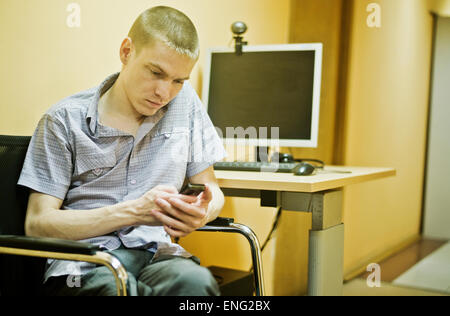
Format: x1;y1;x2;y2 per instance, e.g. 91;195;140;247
128;6;200;60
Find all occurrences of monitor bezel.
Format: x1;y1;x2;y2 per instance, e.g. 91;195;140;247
202;43;323;148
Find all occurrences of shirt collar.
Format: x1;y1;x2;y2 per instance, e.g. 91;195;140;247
86;72;120;135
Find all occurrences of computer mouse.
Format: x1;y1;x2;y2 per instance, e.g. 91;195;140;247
293;162;316;176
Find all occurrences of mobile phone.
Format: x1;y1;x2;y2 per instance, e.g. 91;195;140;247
180;183;205;196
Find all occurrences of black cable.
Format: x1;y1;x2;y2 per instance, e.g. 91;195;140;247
260;206;283;252
248;193;314;273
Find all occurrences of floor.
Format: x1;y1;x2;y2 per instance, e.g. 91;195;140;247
343;238;450;296
343;279;448;296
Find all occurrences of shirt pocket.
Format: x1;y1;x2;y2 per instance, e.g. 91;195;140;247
146;128;189;187
73;153;117;178
152;128;190;164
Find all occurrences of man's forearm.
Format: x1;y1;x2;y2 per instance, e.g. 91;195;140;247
26;185;180;241
26;201;137;240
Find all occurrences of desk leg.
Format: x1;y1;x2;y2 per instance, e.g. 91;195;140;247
308;224;345;296
307;189;344;296
226;188;345;296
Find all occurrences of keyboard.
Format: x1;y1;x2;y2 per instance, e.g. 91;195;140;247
213;161;300;173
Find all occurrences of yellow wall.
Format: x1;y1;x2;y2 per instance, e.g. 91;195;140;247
340;0;434;275
285;0;435;285
0;0;290;135
288;0;346;164
429;0;450;16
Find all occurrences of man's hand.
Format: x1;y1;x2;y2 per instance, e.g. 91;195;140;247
131;185;197;226
150;183;213;238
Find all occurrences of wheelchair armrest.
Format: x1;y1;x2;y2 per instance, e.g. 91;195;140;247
0;235;99;255
205;217;234;227
0;235;128;296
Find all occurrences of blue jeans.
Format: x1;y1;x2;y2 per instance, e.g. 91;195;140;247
43;248;220;296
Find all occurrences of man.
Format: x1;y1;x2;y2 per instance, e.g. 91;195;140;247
18;6;227;296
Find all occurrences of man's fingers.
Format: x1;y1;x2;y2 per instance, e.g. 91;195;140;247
163;225;187;238
151;207;190;233
172;194;197;203
167;197;205;218
158;192;196;203
156;198;197;220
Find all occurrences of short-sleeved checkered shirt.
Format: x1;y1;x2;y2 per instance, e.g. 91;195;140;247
18;73;227;281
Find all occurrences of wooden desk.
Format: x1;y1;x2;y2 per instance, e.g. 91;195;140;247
214;166;396;296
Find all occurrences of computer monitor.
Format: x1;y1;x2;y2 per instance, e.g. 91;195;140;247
202;43;322;148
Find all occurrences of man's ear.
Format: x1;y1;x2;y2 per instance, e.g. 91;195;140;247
119;37;134;65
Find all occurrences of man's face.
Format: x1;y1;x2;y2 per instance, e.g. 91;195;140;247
120;39;197;116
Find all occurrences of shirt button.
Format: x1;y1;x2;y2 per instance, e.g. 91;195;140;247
130;179;137;185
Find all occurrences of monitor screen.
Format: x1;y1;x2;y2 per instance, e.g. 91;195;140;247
203;44;322;148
